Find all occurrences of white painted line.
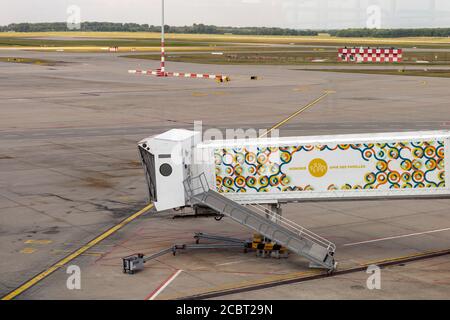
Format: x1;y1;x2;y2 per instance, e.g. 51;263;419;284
216;260;246;267
146;269;182;301
344;227;450;247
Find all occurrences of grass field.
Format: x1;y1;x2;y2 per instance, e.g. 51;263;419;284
122;50;450;66
297;68;450;78
0;57;61;66
2;32;450;67
1;32;450;49
0;37;211;48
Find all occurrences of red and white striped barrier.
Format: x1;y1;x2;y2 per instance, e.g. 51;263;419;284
338;47;403;63
128;69;163;76
128;69;230;81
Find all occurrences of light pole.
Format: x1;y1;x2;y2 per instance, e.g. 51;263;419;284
160;0;166;75
128;0;229;81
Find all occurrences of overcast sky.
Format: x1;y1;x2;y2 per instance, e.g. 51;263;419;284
1;0;450;29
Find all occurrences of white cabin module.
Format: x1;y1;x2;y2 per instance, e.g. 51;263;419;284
139;129;450;211
138;129;201;211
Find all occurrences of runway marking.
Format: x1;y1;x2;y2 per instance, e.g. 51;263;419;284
20;248;36;254
260;90;334;138
145;269;183;301
25;240;52;245
51;249;104;257
192;92;208;97
163;270;321;300
170;248;450;300
343;227;450;247
1;203;154;300
216;260;247;267
360;249;450;267
293;86;310;92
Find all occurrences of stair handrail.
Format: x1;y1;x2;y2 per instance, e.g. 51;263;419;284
183;173;210;198
184;173;336;253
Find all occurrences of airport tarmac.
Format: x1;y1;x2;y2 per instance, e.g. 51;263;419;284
0;50;449;299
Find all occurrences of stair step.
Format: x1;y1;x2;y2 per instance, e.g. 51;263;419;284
184;174;337;271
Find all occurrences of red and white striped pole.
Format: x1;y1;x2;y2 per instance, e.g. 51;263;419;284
159;0;166;76
128;0;230;82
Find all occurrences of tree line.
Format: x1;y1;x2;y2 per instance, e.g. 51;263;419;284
0;22;449;38
327;28;450;38
0;22;316;35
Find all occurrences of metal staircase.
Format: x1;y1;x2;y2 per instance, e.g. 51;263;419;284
183;173;337;271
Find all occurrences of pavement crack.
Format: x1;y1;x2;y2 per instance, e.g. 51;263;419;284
41;193;76;203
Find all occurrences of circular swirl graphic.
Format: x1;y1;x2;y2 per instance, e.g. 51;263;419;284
401;159;412;171
269;176;279;186
234;153;245;164
401;172;411;182
223;177;234;189
388;148;399;159
281;175;290;186
425;159;437;171
413;147;424;158
412;159;423;170
257;153;268;165
225;166;234;175
245;152;256;164
246;176;257;187
376;161;388;172
235;176;246;188
425;146;436;158
280;152;292;163
412;171;424;183
437;146;444;158
258;176;269;188
216;176;223;187
365;172;376;184
388;171;401;183
377;172;388;184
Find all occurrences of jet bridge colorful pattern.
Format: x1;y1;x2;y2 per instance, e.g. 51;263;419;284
214;140;445;194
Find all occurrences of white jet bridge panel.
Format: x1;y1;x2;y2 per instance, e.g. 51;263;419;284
195;130;450;204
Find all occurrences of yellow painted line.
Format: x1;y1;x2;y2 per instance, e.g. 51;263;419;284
292;85;311;92
192;92;209;97
359;249;449;267
167;248;450;300
20;248;36;254
162;269;322;300
51;249;104;257
1;203;154;300
260;90;334;138
212;91;227;96
24;240;52;245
